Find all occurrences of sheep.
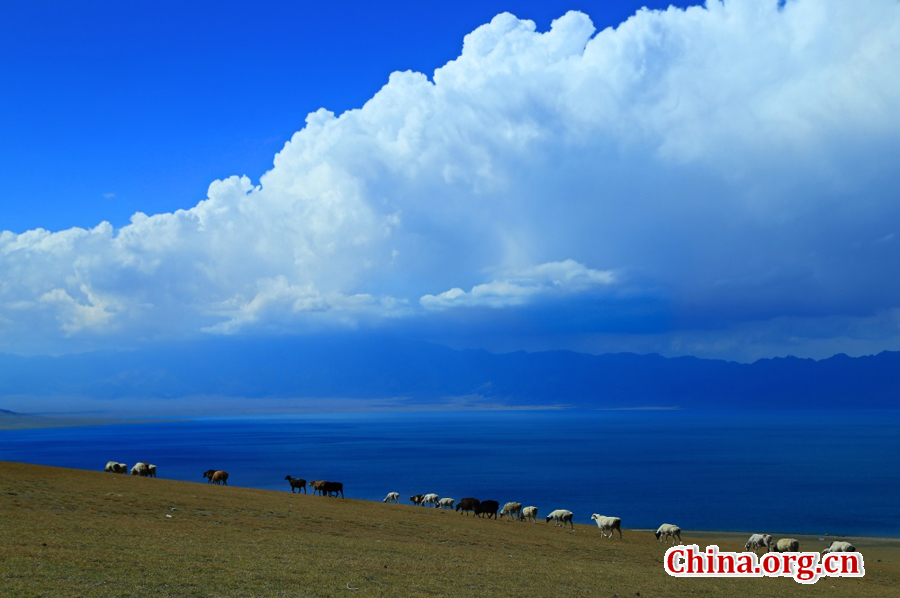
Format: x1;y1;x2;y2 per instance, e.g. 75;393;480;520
590;514;623;539
130;462;149;476
475;500;500;519
770;538;800;553
285;476;307;493
822;540;856;554
744;533;772;553
436;497;455;509
655;524;682;544
104;461;126;474
146;464;157;478
546;509;574;530
522;506;538;523
409;494;425;506
499;502;523;520
422;493;440;507
310;481;328;495
210;470;229;485
456;497;480;515
383;492;400;503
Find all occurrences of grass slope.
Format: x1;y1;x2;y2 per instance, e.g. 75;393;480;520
1;461;898;597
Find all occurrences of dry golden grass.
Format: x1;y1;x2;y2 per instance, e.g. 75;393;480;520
1;461;898;597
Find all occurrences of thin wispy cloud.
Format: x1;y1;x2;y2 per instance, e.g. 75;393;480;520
1;0;898;360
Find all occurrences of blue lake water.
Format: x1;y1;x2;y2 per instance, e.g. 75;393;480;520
1;410;898;537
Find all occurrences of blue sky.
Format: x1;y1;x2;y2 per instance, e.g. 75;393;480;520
1;0;899;361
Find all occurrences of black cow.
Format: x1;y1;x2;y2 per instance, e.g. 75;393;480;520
455;497;480;515
475;500;500;519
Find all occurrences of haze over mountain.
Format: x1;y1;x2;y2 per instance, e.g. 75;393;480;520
1;339;897;414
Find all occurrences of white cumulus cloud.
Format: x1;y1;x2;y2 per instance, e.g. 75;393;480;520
1;0;900;359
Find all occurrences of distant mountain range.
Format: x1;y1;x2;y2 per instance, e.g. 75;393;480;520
1;337;898;409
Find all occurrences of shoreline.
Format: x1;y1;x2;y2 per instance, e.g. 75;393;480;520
2;460;899;542
0;413;158;431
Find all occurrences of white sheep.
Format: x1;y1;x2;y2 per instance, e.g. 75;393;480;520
499;502;523;520
655;524;682;544
522;506;538;523
770;538;800;553
422;493;440;506
546;509;574;530
744;533;772;552
822;540;856;554
130;462;149;476
104;461;126;474
383;492;400;503
436;497;455;509
590;514;622;539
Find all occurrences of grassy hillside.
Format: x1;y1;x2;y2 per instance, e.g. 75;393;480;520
1;461;898;597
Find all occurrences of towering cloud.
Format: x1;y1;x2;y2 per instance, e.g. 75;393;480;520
2;0;899;359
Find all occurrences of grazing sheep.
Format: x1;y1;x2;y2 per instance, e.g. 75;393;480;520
410;494;425;506
744;533;772;552
285;476;307;493
309;481;327;495
322;481;344;498
210;470;229;485
436;497;455;509
499;502;523;520
590;514;623;539
383;492;400;503
770;538;800;553
822;540;856;554
522;506;538;523
146;464;157;478
546;509;574;530
130;462;149;477
104;461;127;474
475;500;500;519
422;493;440;507
456;497;480;515
655;524;682;544
203;469;218;483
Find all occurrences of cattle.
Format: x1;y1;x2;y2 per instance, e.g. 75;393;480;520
285;476;307;493
310;481;328;495
546;509;574;530
210;470;229;485
203;470;217;483
475;500;500;519
146;464;157;478
410;494;425;506
590;514;622;539
322;481;344;498
456;497;480;515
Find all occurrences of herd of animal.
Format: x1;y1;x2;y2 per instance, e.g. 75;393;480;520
102;462;860;555
104;461;156;477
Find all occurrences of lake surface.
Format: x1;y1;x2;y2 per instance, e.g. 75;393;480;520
2;410;898;537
